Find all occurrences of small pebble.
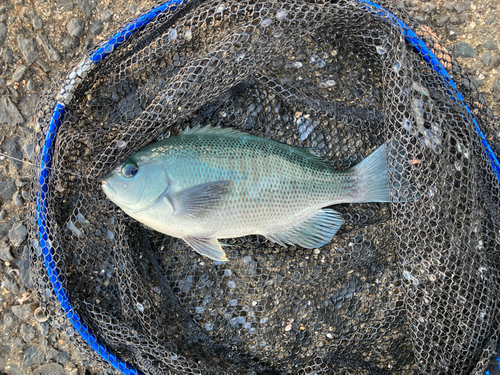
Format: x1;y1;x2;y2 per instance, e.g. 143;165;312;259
0;242;14;261
32;15;42;30
435;15;449;27
15;259;34;289
17;36;39;65
129;4;136;14
20;323;36;343
97;6;113;22
490;56;500;69
481;51;491;66
492;78;500;93
0;22;6;46
13;191;23;206
0;5;11;14
27;79;35;91
66;18;84;37
0;96;24;125
2;47;14;63
61;34;80;50
56;0;73;11
453;2;470;13
453;41;475;58
459;13;469;23
486;11;496;25
89;19;103;35
8;222;28;246
12;302;36;321
0;179;18;201
446;26;458;41
3;275;20;293
36;321;49;336
53;350;70;364
422;3;436;13
37;59;51;73
76;0;93;17
33;363;68;375
46;347;58;361
2;310;18;332
12;65;27;82
36;34;61;62
483;37;498;51
22;346;45;369
12;336;24;349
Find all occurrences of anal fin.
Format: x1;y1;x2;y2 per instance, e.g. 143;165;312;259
266;209;344;249
183;237;228;261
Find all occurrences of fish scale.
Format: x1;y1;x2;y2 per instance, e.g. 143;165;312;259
102;126;390;260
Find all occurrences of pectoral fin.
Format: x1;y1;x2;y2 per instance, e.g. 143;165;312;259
169;180;232;219
183;237;228;261
266;209;344;249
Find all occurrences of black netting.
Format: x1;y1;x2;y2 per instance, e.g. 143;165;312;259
29;0;500;374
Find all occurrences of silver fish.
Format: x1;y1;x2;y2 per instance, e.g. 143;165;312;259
102;126;390;261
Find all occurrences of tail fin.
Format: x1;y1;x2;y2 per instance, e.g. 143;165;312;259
351;144;390;203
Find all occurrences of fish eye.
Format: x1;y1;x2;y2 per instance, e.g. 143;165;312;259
121;162;138;178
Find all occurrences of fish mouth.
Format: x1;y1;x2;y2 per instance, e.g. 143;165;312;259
101;180;116;195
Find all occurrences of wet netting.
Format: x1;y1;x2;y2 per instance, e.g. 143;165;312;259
28;0;500;373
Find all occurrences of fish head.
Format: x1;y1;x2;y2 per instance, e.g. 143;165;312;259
101;156;170;212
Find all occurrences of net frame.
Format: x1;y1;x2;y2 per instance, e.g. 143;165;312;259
31;0;500;374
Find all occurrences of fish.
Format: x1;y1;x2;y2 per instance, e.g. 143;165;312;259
101;126;390;261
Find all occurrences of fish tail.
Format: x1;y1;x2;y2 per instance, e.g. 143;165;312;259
351;144;390;203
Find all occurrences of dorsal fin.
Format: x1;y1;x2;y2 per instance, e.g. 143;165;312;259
181;125;335;169
292;146;336;170
181;125;248;137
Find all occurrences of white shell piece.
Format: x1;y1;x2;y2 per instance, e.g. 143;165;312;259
64;93;73;104
74;58;94;79
56;58;96;103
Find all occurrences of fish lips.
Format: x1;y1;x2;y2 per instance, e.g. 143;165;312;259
101;171;118;196
101;179;116;197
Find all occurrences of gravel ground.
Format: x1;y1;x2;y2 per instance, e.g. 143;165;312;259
0;0;499;374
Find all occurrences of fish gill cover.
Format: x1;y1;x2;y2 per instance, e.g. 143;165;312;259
29;0;500;374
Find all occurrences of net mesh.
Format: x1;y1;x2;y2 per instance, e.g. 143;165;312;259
29;0;500;373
